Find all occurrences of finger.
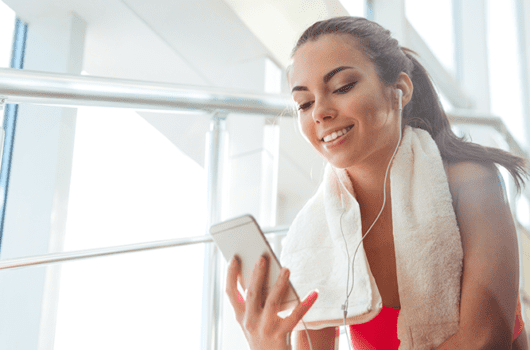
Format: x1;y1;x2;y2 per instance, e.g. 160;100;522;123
282;290;319;332
246;255;269;315
263;267;291;314
226;256;245;321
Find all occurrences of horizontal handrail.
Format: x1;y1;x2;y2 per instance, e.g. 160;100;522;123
0;226;289;271
0;68;523;152
0;68;292;115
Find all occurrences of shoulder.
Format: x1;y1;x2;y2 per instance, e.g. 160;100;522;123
446;161;505;209
446;161;500;187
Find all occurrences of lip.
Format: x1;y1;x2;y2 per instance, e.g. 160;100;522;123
320;124;355;143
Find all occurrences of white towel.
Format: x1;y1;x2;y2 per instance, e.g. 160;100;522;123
280;126;463;349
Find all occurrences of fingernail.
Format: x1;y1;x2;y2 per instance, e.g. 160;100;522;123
281;268;289;278
304;290;319;304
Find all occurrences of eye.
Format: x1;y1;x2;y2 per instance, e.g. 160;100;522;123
334;82;356;94
297;101;314;111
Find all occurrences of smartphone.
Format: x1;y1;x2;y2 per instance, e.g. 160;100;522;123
210;214;299;311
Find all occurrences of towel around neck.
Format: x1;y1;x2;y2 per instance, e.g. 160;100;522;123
280;126;463;349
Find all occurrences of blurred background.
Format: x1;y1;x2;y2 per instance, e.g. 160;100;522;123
0;0;529;349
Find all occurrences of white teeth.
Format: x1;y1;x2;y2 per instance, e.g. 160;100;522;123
323;126;353;142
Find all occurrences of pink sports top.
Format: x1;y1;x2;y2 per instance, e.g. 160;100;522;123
347;297;525;349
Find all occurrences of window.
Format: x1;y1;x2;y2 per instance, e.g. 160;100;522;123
406;0;455;76
54;107;206;349
487;0;526;147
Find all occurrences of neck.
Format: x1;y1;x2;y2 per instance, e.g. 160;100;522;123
346;148;394;196
346;165;389;209
344;135;400;211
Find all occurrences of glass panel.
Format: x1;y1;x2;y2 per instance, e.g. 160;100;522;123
65;107;207;250
54;244;204;349
52;106;208;349
518;196;530;228
487;0;526;148
406;0;455;76
0;1;15;68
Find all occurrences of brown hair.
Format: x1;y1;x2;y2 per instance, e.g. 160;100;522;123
292;16;528;191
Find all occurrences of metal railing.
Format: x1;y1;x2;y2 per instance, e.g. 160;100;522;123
0;67;291;115
0;226;289;271
0;67;529;349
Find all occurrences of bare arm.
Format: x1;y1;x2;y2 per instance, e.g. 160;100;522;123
435;162;520;349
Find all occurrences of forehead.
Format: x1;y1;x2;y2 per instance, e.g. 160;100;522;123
288;34;374;87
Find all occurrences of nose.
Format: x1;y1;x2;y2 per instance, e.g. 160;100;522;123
312;99;337;123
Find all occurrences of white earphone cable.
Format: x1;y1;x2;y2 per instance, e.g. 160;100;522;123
337;89;403;349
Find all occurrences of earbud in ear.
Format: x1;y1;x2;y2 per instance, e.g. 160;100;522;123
396;89;403;111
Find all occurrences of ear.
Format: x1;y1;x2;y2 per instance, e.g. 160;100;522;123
395;72;413;108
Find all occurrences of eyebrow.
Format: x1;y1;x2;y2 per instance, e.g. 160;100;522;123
291;66;354;93
324;66;353;83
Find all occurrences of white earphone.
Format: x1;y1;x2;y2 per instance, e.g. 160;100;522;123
396;88;403;111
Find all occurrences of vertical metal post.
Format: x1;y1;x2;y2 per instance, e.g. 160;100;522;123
201;112;228;350
452;0;463;83
0;18;27;251
365;0;374;21
0;99;5;167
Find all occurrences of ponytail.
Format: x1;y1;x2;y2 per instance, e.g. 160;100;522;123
403;49;528;192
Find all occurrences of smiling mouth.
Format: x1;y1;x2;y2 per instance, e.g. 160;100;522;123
322;125;354;143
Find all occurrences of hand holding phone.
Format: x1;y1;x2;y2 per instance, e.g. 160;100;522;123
213;215;319;350
210;215;298;310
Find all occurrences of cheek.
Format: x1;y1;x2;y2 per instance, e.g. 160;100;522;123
344;94;372;117
356;97;388;125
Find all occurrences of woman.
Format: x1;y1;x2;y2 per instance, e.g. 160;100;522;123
226;16;528;349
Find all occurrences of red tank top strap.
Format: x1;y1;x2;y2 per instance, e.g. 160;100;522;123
514;293;525;341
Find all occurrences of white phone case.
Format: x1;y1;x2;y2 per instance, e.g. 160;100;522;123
210;215;299;311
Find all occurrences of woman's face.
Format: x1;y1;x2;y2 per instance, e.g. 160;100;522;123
289;34;401;170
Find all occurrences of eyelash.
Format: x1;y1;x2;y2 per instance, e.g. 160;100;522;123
334;81;356;94
297;82;357;111
298;102;313;111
